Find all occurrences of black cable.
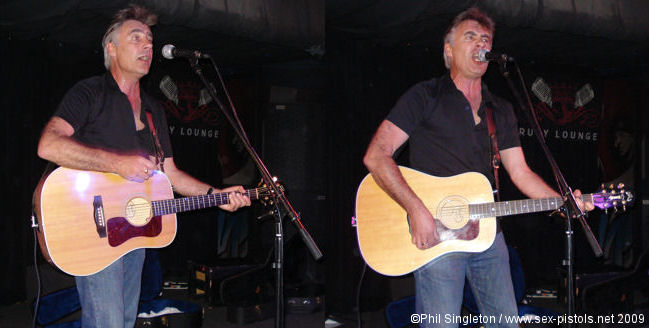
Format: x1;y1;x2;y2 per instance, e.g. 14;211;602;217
355;261;367;328
31;223;42;328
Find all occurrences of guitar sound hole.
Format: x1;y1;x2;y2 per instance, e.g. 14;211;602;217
436;196;470;230
125;197;152;227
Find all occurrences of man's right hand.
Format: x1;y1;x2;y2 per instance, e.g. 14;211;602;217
409;208;439;250
114;155;156;182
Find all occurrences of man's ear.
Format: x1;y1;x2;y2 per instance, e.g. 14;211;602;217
444;43;452;60
106;41;116;58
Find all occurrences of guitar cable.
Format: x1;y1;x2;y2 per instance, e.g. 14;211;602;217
31;163;57;328
31;217;42;328
355;261;367;328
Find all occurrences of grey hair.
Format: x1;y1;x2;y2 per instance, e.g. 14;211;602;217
442;7;495;69
101;4;157;70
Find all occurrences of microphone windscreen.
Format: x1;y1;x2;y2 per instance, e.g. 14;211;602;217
477;48;489;62
161;44;175;59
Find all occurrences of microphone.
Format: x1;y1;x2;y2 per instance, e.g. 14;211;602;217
475;48;513;63
161;44;210;59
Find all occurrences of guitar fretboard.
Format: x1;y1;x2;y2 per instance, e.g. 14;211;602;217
151;189;261;216
469;194;593;219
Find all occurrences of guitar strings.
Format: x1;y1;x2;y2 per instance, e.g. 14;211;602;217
118;187;273;215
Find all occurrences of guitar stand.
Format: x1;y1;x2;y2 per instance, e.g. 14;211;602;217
496;59;602;326
184;56;323;328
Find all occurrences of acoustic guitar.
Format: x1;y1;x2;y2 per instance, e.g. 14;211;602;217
33;166;279;276
354;166;632;276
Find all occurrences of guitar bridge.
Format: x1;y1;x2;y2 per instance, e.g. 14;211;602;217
93;196;107;238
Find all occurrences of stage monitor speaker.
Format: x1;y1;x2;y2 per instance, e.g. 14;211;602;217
261;102;327;231
262;103;326;193
261;102;328;283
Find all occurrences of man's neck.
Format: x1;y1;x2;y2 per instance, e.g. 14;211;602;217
450;73;482;100
110;69;141;97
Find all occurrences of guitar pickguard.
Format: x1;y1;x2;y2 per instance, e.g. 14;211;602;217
435;218;479;243
106;216;162;247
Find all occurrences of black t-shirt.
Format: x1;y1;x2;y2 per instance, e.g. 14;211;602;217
54;72;173;159
386;74;520;187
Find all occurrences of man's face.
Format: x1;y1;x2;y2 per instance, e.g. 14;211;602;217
108;19;153;78
445;20;492;79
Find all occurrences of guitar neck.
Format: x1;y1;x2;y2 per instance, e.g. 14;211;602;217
151;189;260;216
469;194;593;219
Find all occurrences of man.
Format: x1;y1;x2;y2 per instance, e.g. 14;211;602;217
363;7;593;327
37;5;250;327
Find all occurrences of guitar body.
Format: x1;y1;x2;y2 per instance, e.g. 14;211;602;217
34;167;177;276
355;166;497;276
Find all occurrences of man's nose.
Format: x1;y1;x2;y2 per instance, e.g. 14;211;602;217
143;39;153;49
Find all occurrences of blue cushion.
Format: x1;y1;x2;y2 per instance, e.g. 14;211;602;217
385;296;415;328
35;287;80;326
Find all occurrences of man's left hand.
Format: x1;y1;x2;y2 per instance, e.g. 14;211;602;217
572;189;595;214
218;185;251;212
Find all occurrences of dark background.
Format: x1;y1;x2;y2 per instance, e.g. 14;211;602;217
2;0;649;317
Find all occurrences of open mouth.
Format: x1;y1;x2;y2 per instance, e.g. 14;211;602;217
137;55;150;62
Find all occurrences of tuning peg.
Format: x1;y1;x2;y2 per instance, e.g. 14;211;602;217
604;208;608;214
617;183;625;190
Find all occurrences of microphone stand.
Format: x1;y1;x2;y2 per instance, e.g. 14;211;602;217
494;58;602;325
183;56;323;328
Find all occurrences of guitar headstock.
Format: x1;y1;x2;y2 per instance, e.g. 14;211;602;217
256;177;285;206
592;183;634;213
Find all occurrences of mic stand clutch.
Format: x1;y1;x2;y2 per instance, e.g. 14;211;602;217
495;59;602;325
183;56;323;328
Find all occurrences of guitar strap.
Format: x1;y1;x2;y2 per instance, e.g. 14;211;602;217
485;105;501;201
145;110;165;173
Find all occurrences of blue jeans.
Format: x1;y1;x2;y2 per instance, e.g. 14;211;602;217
413;232;518;328
75;249;145;328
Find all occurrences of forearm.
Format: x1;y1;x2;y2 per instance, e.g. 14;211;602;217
162;157;249;211
38;131;118;173
509;169;560;199
165;168;213;196
363;153;428;216
363;120;428;215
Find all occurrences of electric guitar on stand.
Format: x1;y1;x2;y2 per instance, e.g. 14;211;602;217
354;166;633;276
33;166;281;276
